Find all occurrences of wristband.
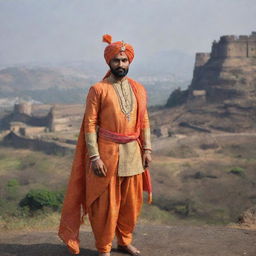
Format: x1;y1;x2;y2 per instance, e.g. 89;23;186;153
91;156;100;162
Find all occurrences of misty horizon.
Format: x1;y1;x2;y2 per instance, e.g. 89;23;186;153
0;0;255;77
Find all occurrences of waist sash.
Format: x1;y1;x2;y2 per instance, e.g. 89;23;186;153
98;127;140;143
98;127;152;204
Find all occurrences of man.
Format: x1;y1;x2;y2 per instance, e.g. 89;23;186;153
58;34;152;256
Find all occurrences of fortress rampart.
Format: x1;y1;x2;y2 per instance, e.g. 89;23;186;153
14;102;32;116
0;103;72;133
187;31;256;104
211;32;256;58
2;131;74;155
194;32;256;64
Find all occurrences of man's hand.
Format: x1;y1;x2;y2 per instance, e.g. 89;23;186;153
91;158;107;177
142;151;152;169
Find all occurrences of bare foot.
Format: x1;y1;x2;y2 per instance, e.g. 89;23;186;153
98;252;110;256
117;244;141;256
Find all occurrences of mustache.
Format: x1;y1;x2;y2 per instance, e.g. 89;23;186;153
115;67;125;71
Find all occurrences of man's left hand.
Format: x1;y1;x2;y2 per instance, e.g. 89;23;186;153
142;151;152;169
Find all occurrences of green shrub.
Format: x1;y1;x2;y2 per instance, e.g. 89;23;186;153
19;189;64;212
7;179;19;187
229;167;245;177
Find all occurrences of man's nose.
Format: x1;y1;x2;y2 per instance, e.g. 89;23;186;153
117;60;124;67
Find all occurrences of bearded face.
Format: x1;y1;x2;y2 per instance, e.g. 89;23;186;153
110;66;129;78
109;52;130;78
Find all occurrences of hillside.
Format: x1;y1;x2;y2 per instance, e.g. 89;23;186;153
1;131;256;226
151;133;256;224
0;66;94;92
0;65;189;106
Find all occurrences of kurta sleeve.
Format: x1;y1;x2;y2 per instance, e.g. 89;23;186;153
84;86;101;158
141;109;152;152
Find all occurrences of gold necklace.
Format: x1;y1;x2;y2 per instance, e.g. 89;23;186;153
113;81;133;121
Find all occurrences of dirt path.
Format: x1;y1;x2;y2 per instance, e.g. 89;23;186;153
0;225;255;256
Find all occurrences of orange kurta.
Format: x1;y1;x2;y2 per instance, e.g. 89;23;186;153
84;77;149;205
58;77;150;254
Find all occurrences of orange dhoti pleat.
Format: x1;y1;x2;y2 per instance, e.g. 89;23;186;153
88;173;143;253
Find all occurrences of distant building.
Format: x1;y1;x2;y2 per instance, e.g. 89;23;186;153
211;32;256;58
0;102;70;135
188;31;256;103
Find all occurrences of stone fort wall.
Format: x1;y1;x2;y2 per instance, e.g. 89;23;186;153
211;32;256;58
2;131;74;156
14;102;32;116
194;53;211;67
194;32;256;67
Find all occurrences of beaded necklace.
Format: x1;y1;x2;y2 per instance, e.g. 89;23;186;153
112;80;134;121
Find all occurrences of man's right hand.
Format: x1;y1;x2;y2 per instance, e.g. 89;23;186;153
91;158;107;177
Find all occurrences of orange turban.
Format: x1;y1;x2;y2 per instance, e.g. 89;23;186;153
102;34;135;64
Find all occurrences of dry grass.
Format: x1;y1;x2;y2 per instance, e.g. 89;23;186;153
0;212;61;232
1;132;256;230
151;133;256;225
0;146;73;221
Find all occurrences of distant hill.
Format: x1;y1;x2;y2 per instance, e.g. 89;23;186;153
0;66;95;92
0;65;189;106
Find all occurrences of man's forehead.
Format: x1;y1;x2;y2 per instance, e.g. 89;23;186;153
113;52;128;60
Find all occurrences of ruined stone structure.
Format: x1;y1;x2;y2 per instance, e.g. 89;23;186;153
0;103;83;155
47;106;56;132
0;102;73;134
48;106;71;132
211;32;256;58
3;131;74;155
153;125;170;137
0;102;50;132
194;53;210;67
189;31;256;103
14;102;32;116
160;32;256;134
0;102;84;155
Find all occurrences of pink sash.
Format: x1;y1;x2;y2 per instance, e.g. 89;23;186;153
98;127;152;204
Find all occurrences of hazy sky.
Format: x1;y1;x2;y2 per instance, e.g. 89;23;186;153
0;0;255;68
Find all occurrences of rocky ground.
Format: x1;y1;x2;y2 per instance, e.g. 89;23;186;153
0;224;255;256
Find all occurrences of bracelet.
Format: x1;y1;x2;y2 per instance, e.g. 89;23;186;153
90;156;100;162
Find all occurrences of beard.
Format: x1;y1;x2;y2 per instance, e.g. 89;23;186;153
110;66;129;78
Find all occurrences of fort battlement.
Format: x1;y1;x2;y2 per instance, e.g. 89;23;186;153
0;102;75;134
14;102;32;116
210;31;256;58
187;31;256;105
219;32;256;43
